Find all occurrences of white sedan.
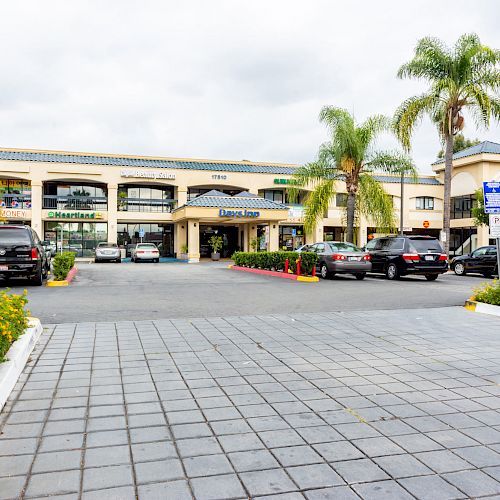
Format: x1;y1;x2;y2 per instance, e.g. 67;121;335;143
131;243;160;263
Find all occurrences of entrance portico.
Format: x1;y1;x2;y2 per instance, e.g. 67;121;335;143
172;190;289;262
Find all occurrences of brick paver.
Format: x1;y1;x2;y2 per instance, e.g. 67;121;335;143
1;307;500;499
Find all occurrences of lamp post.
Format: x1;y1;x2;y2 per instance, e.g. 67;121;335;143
400;169;405;236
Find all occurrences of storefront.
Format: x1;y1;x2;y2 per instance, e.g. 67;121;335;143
44;221;108;257
279;225;304;250
117;223;174;256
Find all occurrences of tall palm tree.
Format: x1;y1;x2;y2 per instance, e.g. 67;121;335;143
292;107;415;243
394;34;500;254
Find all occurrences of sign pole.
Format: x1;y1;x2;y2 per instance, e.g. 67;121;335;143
497;238;500;278
484;182;500;277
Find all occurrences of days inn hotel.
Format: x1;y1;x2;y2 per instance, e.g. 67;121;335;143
0;142;499;261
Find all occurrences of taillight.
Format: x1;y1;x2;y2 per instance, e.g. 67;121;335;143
402;253;420;262
137;251;144;254
331;253;346;261
362;255;371;261
31;247;39;260
439;254;448;261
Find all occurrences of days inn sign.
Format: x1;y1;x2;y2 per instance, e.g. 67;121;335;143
219;209;260;218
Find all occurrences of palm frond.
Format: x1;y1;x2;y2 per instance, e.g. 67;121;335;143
357;174;397;232
289;159;340;203
357;115;391;152
302;179;336;234
366;151;417;178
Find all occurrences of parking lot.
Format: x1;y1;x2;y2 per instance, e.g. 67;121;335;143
0;261;490;324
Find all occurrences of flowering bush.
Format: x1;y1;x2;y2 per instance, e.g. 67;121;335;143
472;279;500;306
0;290;30;361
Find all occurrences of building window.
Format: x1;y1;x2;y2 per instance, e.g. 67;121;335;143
416;196;434;210
261;190;284;204
451;194;476;219
336;193;348;207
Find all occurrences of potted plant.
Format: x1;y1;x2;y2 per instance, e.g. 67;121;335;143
208;235;223;261
179;244;189;260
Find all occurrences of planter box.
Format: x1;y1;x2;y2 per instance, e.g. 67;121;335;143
229;265;319;282
0;318;43;410
46;266;78;287
465;300;500;317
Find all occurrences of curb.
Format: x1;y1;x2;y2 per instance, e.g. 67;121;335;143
465;299;500;317
229;265;319;282
46;266;78;287
0;318;43;410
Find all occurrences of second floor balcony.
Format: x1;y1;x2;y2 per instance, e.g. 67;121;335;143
1;194;32;209
117;198;176;213
43;195;108;211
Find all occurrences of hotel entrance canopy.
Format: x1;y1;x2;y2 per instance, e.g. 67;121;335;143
172;190;289;223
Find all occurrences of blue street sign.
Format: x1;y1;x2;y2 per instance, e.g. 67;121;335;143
138;228;145;238
483;181;500;214
291;229;297;236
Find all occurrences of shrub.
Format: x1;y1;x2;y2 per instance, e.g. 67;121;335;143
52;252;76;281
472;279;500;306
231;251;317;275
0;290;29;361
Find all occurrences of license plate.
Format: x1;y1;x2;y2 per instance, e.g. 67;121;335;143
348;256;360;261
425;255;434;261
0;265;8;271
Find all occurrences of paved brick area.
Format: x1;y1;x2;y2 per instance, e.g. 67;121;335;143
1;307;500;499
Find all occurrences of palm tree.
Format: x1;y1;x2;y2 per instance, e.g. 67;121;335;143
292;107;415;243
394;34;500;254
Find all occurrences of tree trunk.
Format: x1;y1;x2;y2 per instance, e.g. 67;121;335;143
443;132;454;255
346;189;356;243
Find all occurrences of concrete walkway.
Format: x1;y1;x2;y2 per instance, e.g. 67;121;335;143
1;307;500;499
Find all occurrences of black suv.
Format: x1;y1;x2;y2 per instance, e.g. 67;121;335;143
365;235;448;281
451;245;498;277
0;225;51;286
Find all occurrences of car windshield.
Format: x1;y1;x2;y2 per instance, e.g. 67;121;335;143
97;243;118;248
0;228;31;245
329;242;361;253
410;238;443;253
137;244;156;249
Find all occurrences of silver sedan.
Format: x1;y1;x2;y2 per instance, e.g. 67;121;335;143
95;242;121;263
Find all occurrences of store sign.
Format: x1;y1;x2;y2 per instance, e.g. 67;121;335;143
120;169;176;180
483;181;500;213
219;209;260;218
47;211;103;219
274;178;296;185
287;205;304;222
0;208;29;219
423;220;430;228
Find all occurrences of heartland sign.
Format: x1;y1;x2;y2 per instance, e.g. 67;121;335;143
120;169;176;180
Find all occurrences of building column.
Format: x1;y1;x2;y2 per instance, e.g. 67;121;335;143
107;184;118;243
268;222;280;251
249;224;258;252
358;215;369;247
31;181;43;238
174;222;187;256
477;224;491;248
242;223;250;252
177;187;188;208
305;221;323;245
187;219;200;262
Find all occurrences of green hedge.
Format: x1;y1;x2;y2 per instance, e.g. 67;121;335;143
232;251;317;276
52;252;76;281
472;279;500;306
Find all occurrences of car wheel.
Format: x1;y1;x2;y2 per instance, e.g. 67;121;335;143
453;262;466;276
31;267;43;286
385;263;399;280
425;274;439;281
320;264;331;279
155;258;160;263
116;259;121;263
354;273;365;280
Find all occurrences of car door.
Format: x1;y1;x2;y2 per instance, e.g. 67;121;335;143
484;246;498;274
366;238;386;272
467;247;488;272
314;243;327;266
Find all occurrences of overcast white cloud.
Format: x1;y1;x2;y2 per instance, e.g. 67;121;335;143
0;0;499;173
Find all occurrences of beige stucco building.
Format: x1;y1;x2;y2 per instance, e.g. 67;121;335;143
0;142;497;261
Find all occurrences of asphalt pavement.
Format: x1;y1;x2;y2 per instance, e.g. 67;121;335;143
0;261;490;324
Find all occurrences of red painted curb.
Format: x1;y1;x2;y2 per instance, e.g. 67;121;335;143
230;265;298;280
66;266;78;283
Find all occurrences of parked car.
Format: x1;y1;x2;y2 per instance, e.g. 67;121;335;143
0;225;50;285
131;243;160;262
310;241;371;280
95;242;121;263
295;244;311;253
451;245;498;277
365;235;448;281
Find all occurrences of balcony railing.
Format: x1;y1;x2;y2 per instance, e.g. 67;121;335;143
117;198;176;213
0;194;32;209
43;195;108;211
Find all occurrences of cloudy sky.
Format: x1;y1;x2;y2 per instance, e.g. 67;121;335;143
1;0;499;173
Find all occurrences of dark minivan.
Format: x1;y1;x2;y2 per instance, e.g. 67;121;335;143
0;225;50;286
365;235;448;281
